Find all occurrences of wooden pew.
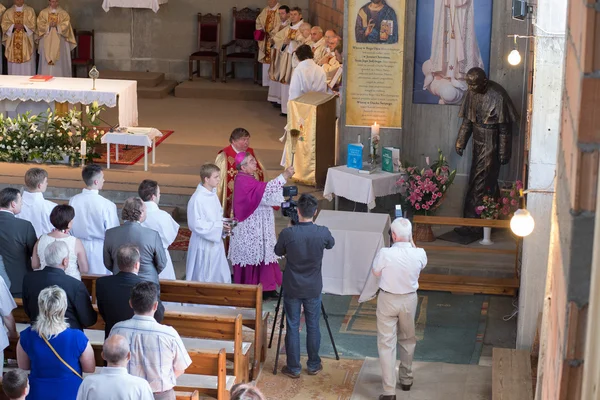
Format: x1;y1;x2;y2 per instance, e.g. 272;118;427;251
492;348;533;400
82;275;267;380
176;391;201;400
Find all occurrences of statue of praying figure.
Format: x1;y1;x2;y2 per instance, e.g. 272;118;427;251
455;67;518;223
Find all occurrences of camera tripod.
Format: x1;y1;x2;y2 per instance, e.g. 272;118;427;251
268;289;340;375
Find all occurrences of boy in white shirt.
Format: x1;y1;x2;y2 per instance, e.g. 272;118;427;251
16;168;57;238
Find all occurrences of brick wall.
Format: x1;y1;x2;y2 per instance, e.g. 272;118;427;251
308;0;344;36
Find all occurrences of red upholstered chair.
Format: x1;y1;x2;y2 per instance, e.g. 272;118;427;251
221;7;260;83
189;13;221;82
71;29;95;78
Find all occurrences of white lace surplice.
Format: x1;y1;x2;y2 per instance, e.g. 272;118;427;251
228;175;286;267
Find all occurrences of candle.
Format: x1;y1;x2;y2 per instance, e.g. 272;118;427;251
371;122;380;137
80;140;87;157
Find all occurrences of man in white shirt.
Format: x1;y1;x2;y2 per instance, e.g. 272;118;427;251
288;44;327;102
69;165;120;275
76;334;154;400
0;271;18;374
372;218;427;400
16;168;57;238
138;180;180;280
110;282;192;400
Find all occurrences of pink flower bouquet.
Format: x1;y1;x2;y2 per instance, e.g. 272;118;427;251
476;195;500;220
499;180;523;217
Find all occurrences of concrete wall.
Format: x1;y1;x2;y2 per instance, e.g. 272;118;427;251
26;0;308;81
337;0;529;216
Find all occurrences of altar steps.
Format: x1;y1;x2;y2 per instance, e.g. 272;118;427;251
174;78;267;102
100;70;178;99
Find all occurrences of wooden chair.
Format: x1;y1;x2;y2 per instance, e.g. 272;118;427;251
189;13;221;82
72;29;95;78
221;7;260;83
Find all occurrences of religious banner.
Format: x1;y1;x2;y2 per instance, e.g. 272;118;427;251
413;0;493;105
346;0;406;128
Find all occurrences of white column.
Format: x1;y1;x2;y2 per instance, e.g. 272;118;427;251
516;0;567;349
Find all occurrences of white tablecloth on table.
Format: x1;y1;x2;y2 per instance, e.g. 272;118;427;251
102;0;168;12
316;210;390;296
323;166;403;210
101;127;162;147
0;75;138;127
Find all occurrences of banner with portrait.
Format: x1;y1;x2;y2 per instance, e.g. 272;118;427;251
413;0;493;105
346;0;406;128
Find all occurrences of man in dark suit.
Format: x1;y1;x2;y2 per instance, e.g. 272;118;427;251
103;197;167;285
97;244;165;338
22;241;97;330
0;188;37;297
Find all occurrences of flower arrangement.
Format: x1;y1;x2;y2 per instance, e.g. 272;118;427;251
396;149;457;215
499;180;523;217
370;134;380;164
0;101;105;164
476;195;500;219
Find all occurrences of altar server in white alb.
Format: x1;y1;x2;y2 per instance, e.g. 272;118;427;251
16;168;57;238
372;218;427;399
138;179;180;280
37;0;76;77
69;165;120;275
288;44;327;102
186;163;231;284
2;0;36;76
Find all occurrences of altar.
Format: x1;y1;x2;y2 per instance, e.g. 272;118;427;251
0;76;138;128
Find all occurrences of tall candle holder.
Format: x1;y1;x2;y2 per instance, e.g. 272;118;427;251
89;66;99;90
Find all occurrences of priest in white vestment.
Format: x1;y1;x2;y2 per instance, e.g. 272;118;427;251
186;164;231;284
138;179;180;280
69;165;120;275
422;0;484;105
256;0;281;87
310;26;327;63
16;168;57;238
2;0;36;76
37;0;76;77
0;5;7;75
267;6;290;105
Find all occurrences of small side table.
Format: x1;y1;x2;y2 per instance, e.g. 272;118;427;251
101;127;162;171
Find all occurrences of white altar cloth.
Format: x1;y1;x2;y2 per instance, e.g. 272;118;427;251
102;0;168;12
323;166;403;210
0;76;138;128
101;127;162;171
315;210;390;296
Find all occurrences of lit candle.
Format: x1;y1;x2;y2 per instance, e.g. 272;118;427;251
371;122;380;137
80;139;87;157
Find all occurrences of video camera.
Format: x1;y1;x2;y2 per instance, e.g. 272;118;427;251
281;185;299;225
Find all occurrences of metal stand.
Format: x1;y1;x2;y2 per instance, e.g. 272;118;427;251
268;290;340;375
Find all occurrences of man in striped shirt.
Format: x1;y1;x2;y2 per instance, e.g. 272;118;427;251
110;282;191;400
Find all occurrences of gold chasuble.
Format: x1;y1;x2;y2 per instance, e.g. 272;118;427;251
2;5;36;64
256;4;280;64
267;20;288;82
37;7;76;66
272;20;306;84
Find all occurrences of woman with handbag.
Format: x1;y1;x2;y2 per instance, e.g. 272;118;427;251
16;286;96;399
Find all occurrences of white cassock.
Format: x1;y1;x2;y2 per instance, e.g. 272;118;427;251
185;184;231;284
15;191;57;238
280;58;328;166
141;201;180;280
69;189;120;275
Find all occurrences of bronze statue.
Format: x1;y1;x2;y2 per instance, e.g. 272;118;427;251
456;68;519;223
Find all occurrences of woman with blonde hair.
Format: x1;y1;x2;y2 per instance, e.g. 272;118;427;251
16;286;95;400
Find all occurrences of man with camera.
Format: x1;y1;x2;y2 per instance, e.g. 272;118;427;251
274;194;335;378
372;218;427;399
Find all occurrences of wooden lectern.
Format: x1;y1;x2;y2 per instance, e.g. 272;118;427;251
283;92;337;187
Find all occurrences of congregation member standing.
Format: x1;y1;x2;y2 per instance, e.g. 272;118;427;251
274;194;334;378
267;5;290;106
0;269;19;372
97;244;164;339
36;0;76;77
2;369;30;400
76;334;154;400
23;241;97;330
256;0;281;87
2;0;36;76
31;205;89;280
110;282;192;400
0;188;36;297
228;152;294;299
16;168;56;238
138;179;180;280
17;286;96;400
69;165;119;275
215;128;265;219
186;163;231;284
104;197;167;285
372;218;427;399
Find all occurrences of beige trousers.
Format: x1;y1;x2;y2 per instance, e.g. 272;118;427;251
376;291;418;395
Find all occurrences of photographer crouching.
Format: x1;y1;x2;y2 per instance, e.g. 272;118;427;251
373;218;427;400
274;194;335;378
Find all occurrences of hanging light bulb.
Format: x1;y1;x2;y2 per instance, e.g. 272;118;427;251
508;36;522;66
510;189;535;237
